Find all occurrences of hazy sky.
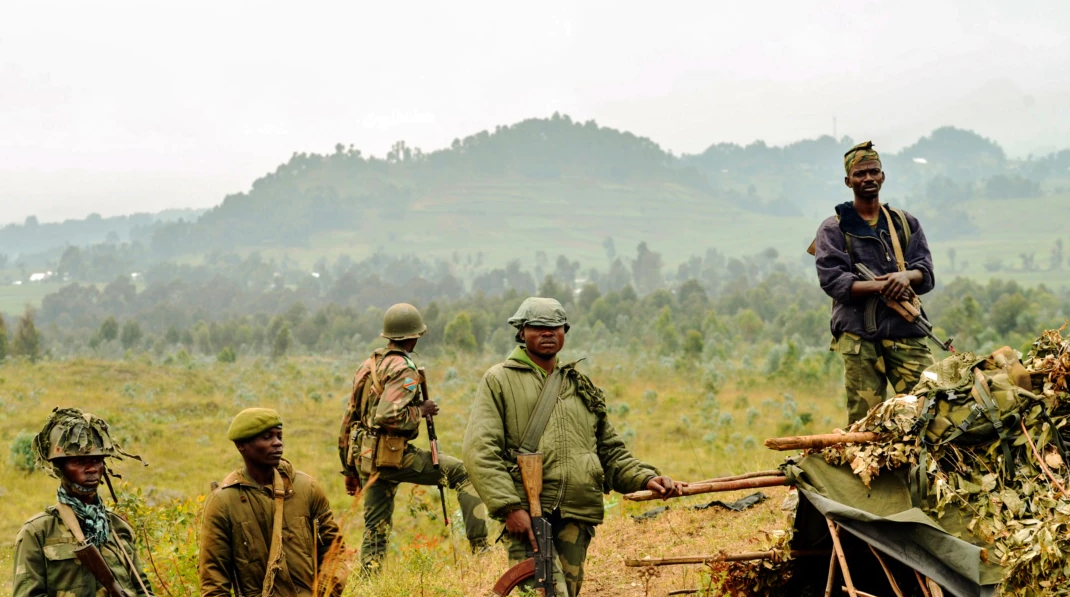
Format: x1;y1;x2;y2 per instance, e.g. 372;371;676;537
3;0;1069;225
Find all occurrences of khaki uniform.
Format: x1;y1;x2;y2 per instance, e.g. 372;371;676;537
198;459;343;597
463;347;659;596
12;507;154;597
339;347;487;572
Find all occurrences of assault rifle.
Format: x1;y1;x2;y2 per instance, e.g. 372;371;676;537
855;263;954;352
417;368;450;527
493;452;555;596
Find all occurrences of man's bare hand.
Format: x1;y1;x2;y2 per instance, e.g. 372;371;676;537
344;475;360;496
646;476;686;500
504;509;538;552
418;400;440;417
876;271;913;300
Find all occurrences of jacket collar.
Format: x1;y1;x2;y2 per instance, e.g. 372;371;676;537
503;346;582;373
835;201;893;239
220;458;296;496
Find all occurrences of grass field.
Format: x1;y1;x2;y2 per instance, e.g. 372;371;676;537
0;351;842;596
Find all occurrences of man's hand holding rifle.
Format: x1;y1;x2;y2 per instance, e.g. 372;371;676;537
855;263;954;352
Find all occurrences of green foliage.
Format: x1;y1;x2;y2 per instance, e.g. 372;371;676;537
272;324;292;359
682;330;704;358
0;314;7;360
99;316;119;342
217;346;237;363
12;306;41;362
120;320;143;350
8;431;36;472
443;312;477;353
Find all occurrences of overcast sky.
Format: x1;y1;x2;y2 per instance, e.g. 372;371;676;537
3;0;1068;225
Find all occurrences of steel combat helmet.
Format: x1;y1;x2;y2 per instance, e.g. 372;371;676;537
381;303;428;340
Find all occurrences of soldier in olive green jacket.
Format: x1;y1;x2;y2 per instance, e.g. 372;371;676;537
199;408;347;597
13;407;154;597
463;297;683;597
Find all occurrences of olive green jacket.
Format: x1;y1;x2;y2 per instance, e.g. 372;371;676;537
462;348;658;525
12;505;154;597
198;459;344;597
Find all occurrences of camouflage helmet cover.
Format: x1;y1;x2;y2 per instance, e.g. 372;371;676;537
508;297;570;342
381;303;427;340
31;407;143;478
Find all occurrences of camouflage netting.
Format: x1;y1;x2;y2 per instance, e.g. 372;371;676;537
723;327;1070;597
32;406;144;478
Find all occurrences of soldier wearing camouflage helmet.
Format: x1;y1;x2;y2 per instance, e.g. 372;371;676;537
463;297;683;596
338;303;489;573
13;407;154;597
813;141;936;424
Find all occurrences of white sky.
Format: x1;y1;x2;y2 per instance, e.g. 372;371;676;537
2;0;1069;225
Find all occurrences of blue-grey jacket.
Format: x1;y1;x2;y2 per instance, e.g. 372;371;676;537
814;202;935;341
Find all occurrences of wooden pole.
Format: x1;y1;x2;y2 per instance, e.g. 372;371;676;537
624;549;825;568
826;518;859;597
914;571;932;597
823;551;837;597
868;544;905;597
764;432;880;451
623;476;788;502
841;587;880;597
689;470;784;485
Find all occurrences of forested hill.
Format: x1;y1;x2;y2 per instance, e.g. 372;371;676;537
5;115;1070;271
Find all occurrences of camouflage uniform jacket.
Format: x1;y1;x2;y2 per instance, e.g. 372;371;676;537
12;505;154;597
338;347;423;477
814;202;935;341
462;347;658;525
198;459;343;597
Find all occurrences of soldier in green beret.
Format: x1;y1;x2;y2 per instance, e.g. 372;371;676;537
199;408;348;597
12;407;155;597
813;141;937;424
338;303;489;573
463;297;683;596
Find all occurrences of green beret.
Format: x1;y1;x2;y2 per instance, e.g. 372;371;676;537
844;140;881;175
227;408;283;442
508;297;570;342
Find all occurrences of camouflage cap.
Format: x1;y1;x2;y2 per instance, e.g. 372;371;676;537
844;140;881;174
227;407;283;442
31;407;143;478
508;297;570;342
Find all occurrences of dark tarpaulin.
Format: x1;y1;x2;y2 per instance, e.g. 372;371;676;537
785;455;1002;597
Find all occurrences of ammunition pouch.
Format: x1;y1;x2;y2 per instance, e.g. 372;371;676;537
375;434;407;469
359;429;377;475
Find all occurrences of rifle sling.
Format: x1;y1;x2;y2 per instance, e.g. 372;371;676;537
261;468;287;597
517;366;565;456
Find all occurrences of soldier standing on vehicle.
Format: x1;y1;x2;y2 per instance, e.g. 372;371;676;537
199;408;348;597
463;297;683;597
813;141;937;424
13;407;155;597
338;302;489;573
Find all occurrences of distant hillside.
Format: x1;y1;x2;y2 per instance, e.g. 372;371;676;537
0;208;204;258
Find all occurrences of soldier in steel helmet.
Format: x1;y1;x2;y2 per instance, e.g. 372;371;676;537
199;408;348;597
13;407;154;597
463;297;683;597
338;302;489;573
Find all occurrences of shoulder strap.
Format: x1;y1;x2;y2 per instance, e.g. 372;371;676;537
261;468;287;597
517;367;566;455
54;502;87;543
880;204;907;272
368;355;385;395
891;207;912;248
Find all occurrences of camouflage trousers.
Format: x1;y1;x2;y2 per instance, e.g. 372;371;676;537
834;332;934;425
358;446;488;572
504;512;595;597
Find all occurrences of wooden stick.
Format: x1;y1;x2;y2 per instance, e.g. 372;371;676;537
764;432;880;451
624;549;825;567
623;475;788;502
868;544;904;597
690;470;784;485
826;518;858;597
914;571;932;597
1020;419;1070;498
841;587;879;597
823;551;837;597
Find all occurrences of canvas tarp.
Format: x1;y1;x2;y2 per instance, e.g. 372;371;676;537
784;455;1002;597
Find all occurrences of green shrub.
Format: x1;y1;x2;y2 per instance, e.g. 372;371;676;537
9;431;35;472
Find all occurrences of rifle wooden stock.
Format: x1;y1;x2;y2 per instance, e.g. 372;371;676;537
74;543;130;597
493;557;535;596
625;549;826;567
623;476;787;502
516;453;544;517
764;432;880;451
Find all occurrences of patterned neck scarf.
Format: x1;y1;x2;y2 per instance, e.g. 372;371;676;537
57;484;111;547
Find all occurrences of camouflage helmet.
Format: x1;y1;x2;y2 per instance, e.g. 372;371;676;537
31;407;143;478
381;303;427;341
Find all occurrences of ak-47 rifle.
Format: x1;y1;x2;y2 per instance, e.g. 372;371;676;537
855;263;954;352
493;452;555;596
55;501;132;597
417;368;450;527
